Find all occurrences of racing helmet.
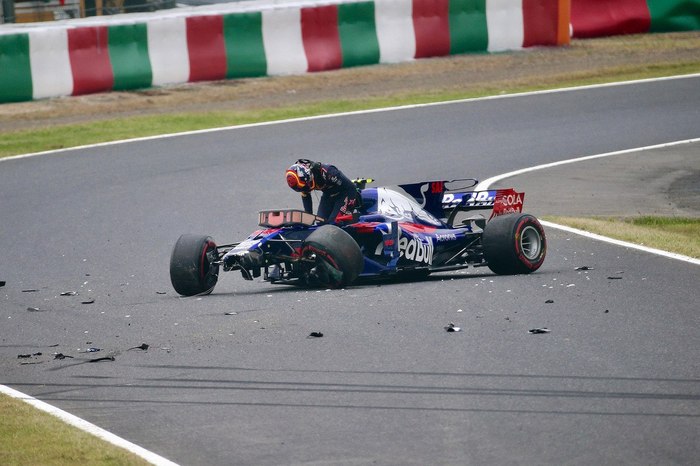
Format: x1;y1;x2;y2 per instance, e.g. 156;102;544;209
286;162;315;192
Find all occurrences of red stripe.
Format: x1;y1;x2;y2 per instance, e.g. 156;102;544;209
571;0;650;38
413;0;450;59
400;223;437;234
186;15;227;82
301;5;342;72
522;0;561;47
67;27;113;96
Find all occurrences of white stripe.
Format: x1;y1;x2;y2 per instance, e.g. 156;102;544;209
0;384;179;466
262;7;308;75
375;0;416;64
3;73;699;163
486;0;524;52
28;28;73;99
474;138;700;191
148;17;190;86
540;221;700;266
475;138;700;266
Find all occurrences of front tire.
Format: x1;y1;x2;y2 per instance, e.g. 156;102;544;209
482;214;546;275
170;234;219;296
302;225;364;288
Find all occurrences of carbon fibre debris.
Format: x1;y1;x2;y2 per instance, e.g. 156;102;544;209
128;343;150;351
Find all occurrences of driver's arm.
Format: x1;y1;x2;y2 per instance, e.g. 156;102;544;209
301;191;313;214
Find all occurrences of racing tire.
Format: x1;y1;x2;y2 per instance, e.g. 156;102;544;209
170;234;220;296
302;225;364;288
482;213;546;275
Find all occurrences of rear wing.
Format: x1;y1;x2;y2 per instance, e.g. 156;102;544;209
397;179;524;224
442;188;524;220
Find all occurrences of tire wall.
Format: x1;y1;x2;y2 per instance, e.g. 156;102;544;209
571;0;700;38
0;0;569;103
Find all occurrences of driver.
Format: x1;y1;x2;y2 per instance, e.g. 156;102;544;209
285;159;360;224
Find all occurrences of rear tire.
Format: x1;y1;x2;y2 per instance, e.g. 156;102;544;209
170;234;219;296
482;214;546;275
302;225;364;288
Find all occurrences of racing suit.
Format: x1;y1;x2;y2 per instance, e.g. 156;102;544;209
300;163;360;224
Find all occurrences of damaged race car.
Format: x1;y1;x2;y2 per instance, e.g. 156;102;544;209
169;178;546;296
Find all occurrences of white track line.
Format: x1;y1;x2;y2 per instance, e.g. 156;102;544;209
476;138;700;266
2;72;699;163
539;220;700;265
0;384;179;465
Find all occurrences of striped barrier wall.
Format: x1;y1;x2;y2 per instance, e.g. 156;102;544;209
571;0;700;38
0;0;569;103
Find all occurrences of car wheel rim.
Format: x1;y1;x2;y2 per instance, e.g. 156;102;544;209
520;226;541;260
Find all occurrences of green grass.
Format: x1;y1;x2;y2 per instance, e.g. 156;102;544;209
2;61;699;159
0;394;151;466
545;216;700;259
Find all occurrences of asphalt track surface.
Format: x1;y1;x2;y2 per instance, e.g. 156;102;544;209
1;76;699;465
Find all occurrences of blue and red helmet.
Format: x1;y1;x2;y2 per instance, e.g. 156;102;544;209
286;162;315;192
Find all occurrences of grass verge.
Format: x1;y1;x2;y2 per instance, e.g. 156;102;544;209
544;216;700;259
1;62;699;159
0;393;150;466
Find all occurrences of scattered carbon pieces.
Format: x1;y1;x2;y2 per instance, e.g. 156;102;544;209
607;276;623;280
445;323;461;332
54;353;74;360
17;354;31;359
545;299;554;304
81;347;101;353
308;332;324;338
128;343;149;351
22;289;39;293
0;281;5;287
81;298;95;304
225;312;238;316
528;328;551;334
156;291;167;295
60;291;78;296
575;266;594;271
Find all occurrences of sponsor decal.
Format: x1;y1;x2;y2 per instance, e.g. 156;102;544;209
430;181;445;194
398;234;433;265
491;189;524;218
442;191;497;209
435;233;457;242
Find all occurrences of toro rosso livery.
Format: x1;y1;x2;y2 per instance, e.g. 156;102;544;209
170;178;546;295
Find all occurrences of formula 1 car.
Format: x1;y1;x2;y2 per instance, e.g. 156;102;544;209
169;178;546;296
